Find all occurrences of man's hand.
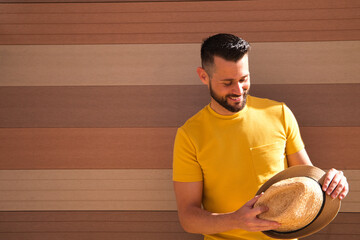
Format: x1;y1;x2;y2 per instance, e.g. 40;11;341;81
322;168;349;200
232;194;281;232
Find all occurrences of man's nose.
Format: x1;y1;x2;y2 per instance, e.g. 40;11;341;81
232;82;244;95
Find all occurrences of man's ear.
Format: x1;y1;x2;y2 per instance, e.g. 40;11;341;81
196;67;210;86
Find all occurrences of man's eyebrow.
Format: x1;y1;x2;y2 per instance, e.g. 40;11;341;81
220;75;249;82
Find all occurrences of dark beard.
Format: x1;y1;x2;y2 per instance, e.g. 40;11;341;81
209;83;248;113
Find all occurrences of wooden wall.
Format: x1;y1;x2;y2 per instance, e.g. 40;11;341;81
0;0;359;239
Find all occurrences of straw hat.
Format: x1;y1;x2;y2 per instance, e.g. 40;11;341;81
254;165;341;239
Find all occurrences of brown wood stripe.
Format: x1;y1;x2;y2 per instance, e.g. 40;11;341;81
303;128;360;170
0;232;202;240
0;169;357;211
0;128;176;169
1;8;359;24
0;127;358;170
2;20;358;35
0;170;357;211
0;84;359;128
1;42;359;86
1;0;358;13
1;30;359;45
0;1;358;44
0;211;357;240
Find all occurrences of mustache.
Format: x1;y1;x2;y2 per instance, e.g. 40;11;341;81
226;91;248;98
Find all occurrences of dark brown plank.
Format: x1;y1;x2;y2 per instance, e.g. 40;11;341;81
0;210;203;240
1;8;358;24
0;0;359;44
0;127;358;169
0;128;176;169
0;233;202;240
2;20;358;35
0;84;359;128
0;0;358;13
302;127;360;170
0;211;357;240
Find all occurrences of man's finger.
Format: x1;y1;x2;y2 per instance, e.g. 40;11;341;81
253;218;281;231
330;176;347;199
246;193;264;207
252;205;269;216
326;170;343;196
322;168;337;192
339;182;349;200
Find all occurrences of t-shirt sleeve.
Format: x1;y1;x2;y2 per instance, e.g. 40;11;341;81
172;127;203;182
283;104;305;155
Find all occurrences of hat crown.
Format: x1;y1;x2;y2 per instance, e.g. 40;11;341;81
255;177;323;232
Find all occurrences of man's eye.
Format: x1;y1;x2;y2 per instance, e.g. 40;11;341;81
223;82;231;86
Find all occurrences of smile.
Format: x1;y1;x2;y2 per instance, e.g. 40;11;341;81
228;96;242;102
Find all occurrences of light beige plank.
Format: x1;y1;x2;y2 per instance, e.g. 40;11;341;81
250;41;360;84
0;169;357;211
0;41;359;86
0;201;176;211
2;30;359;45
0;169;172;180
1;190;175;201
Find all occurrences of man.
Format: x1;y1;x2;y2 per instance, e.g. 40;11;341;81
172;33;349;240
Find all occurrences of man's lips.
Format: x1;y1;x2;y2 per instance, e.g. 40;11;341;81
228;95;243;102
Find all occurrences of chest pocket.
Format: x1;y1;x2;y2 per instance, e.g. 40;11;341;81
250;142;286;185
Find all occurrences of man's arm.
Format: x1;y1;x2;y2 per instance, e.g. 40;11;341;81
287;149;349;200
173;181;280;234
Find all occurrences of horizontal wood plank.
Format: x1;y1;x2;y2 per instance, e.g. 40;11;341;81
0;85;359;128
0;169;357;211
0;232;202;240
2;20;359;35
0;0;358;44
1;8;359;24
0;127;359;170
1;1;359;13
1;31;359;45
1;41;359;86
0;211;358;240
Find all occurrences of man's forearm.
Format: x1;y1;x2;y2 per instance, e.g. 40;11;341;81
178;205;238;234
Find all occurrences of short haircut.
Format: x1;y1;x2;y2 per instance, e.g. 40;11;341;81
201;33;250;77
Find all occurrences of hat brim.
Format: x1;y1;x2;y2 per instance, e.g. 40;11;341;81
255;165;341;239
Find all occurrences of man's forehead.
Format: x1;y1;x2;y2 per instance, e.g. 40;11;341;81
212;55;249;75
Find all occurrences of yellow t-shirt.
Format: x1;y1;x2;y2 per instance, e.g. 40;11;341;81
173;95;304;240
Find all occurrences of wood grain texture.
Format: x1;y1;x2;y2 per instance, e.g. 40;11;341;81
1;8;359;24
0;211;357;240
0;168;357;211
1;0;358;13
1;41;359;86
3;20;358;35
0;128;177;169
1;31;359;45
0;127;359;170
1;0;359;44
0;84;359;128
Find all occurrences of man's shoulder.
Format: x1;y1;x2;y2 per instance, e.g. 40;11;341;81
249;96;284;109
249;95;283;107
179;105;209;131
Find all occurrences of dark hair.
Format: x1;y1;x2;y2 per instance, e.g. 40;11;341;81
201;33;250;76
